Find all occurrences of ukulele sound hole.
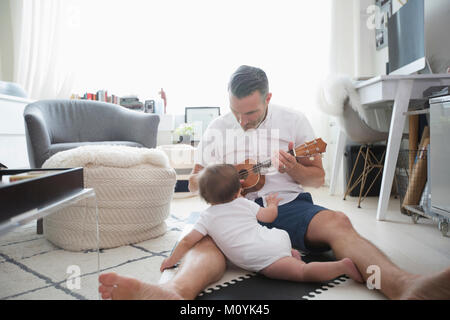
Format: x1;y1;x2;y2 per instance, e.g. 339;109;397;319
239;169;249;180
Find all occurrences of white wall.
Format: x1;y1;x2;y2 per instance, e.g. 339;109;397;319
354;0;376;78
330;0;377;78
0;0;14;81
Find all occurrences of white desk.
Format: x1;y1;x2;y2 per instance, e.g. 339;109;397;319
329;74;450;221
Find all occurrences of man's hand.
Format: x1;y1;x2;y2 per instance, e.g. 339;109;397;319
272;141;325;187
274;142;298;174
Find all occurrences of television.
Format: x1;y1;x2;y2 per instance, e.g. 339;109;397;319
387;0;426;75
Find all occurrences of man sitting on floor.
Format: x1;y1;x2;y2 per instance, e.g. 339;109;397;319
99;65;450;300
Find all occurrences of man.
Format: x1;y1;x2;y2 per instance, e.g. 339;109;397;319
99;65;450;300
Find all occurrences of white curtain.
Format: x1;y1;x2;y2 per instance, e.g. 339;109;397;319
9;0;76;99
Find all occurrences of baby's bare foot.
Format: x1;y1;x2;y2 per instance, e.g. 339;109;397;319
341;258;364;283
99;272;183;300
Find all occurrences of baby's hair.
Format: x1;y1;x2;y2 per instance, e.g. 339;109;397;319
198;164;241;204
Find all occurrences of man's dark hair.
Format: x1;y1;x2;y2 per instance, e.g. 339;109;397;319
198;164;241;204
228;65;269;99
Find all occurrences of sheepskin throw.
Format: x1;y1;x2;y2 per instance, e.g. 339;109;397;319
42;145;177;251
317;74;368;123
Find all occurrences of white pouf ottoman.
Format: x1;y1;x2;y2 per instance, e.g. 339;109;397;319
42;145;176;251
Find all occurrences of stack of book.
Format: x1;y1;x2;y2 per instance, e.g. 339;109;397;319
70;90;121;105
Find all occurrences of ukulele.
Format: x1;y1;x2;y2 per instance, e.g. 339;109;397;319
235;138;327;195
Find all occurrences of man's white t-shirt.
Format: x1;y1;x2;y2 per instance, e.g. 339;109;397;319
195;103;316;206
193;197;292;272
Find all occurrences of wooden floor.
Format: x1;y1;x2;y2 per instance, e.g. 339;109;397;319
171;187;450;277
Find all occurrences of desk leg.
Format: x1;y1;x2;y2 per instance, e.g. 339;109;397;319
376;80;414;221
329;129;346;195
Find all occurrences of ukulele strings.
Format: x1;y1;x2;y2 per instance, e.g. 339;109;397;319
238;153;320;178
238;140;323;178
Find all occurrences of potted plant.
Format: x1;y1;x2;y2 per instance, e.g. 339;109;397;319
174;123;195;144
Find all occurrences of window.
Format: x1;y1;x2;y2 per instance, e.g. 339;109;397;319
68;0;332;116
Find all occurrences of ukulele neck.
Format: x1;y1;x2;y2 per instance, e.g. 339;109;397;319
252;159;272;174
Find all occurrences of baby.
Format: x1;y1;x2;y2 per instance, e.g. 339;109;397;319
161;164;363;284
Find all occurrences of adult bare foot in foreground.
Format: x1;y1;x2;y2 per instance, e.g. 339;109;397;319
99;236;226;300
399;268;450;300
99;272;182;300
99;266;450;300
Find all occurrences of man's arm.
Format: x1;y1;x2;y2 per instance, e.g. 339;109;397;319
188;164;204;193
277;142;325;188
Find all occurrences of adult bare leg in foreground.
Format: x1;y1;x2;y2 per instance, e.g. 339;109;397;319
99;208;450;300
304;209;450;300
98;236;225;300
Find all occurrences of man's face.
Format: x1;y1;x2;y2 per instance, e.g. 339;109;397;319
229;91;272;131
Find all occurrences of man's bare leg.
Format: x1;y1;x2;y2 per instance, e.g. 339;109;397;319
99;236;226;300
305;210;450;300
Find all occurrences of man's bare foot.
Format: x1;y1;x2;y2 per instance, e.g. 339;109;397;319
399;268;450;300
98;272;183;300
341;258;364;283
291;249;302;261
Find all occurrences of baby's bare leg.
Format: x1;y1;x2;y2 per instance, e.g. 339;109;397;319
261;257;363;283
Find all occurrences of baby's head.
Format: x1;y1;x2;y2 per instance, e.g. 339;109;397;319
198;164;241;205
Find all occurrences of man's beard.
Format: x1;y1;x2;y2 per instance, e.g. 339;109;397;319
243;107;267;131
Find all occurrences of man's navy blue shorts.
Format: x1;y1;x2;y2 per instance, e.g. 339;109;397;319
255;192;330;254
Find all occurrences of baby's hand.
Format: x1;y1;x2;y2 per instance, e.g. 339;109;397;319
160;258;175;272
265;193;282;207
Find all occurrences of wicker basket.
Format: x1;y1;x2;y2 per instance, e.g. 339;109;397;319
396;148;428;216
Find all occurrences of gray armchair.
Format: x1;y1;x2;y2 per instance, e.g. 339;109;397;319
24;99;160;168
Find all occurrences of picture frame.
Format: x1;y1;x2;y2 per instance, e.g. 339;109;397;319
375;0;392;50
185;107;221;141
